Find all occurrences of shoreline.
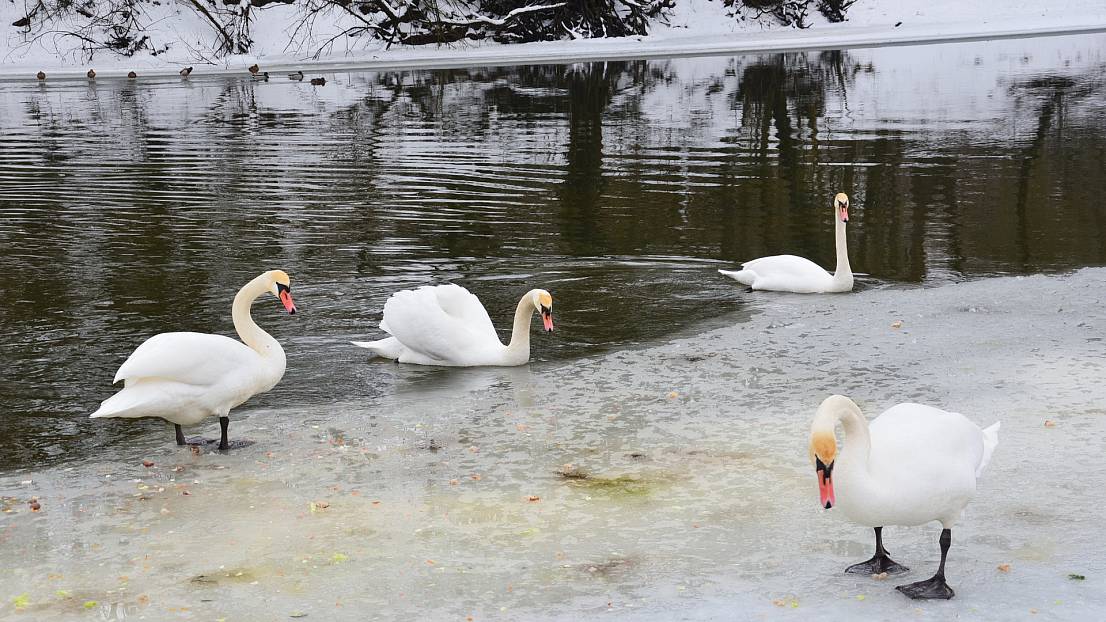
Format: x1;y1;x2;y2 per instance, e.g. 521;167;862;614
2;14;1105;82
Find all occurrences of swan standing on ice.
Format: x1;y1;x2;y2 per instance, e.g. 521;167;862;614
720;193;853;293
809;395;1000;599
90;270;297;450
352;284;553;367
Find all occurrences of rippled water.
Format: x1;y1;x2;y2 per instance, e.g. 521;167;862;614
1;33;1105;472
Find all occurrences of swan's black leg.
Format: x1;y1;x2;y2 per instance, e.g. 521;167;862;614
175;424;186;446
845;527;909;575
218;416;229;451
896;528;955;600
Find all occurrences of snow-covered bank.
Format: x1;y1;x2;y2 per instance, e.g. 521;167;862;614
2;0;1105;80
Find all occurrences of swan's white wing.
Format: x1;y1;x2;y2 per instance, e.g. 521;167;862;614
432;284;498;340
742;255;831;280
379;285;501;363
113;332;261;386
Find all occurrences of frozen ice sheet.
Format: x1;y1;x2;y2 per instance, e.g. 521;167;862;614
2;269;1105;620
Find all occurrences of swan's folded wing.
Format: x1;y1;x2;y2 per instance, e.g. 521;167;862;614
381;286;499;362
742;255;830;280
432;284;498;340
113;332;260;386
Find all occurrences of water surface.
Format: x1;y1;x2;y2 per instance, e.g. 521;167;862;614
0;35;1104;478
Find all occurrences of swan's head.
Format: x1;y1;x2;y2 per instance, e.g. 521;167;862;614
810;398;845;510
529;289;554;332
834;193;849;224
265;270;297;315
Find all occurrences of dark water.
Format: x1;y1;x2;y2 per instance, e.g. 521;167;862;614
1;34;1104;471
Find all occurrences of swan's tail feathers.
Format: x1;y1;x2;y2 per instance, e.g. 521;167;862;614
718;269;756;287
977;421;1001;477
89;385;156;419
351;337;404;360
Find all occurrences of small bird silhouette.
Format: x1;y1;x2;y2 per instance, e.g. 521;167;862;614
288;71;304;81
128;71;137;79
248;63;260;75
87;69;96;80
180;66;193;77
309;77;326;86
36;71;46;81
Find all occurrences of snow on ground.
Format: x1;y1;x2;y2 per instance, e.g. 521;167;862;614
1;0;1105;79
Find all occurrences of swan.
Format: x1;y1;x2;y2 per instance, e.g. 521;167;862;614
809;395;1000;599
90;270;297;450
352;284;553;367
719;193;853;293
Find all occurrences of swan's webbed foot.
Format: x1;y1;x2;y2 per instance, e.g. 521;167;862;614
845;554;909;576
896;575;955;600
217;439;254;451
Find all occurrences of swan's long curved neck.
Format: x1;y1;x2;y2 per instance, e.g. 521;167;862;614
504;293;535;360
832;219;852;283
231;275;284;367
814;396;871;471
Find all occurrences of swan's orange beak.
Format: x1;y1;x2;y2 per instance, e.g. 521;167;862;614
540;306;554;332
277;284;297;315
816;458;835;509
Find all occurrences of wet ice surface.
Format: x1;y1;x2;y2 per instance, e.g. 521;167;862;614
3;270;1106;620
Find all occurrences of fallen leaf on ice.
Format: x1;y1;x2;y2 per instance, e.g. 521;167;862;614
667;391;679;399
998;563;1011;573
855;595;866;601
83;601;98;609
142;460;155;468
1044;420;1056;427
526;495;541;502
449;479;459;486
11;594;30;609
771;599;785;607
891;320;903;329
873;572;889;580
1069;573;1086;580
331;553;349;563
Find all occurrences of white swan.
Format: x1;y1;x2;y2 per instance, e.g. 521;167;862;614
720;193;853;293
90;270;297;450
809;395;999;599
352;284;553;367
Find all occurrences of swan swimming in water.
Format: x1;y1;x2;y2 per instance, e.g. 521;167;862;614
90;270;297;450
352;284;553;367
720;193;853;293
809;395;1000;599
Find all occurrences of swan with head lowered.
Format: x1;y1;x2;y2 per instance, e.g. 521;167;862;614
352;284;553;366
720;193;853;293
809;395;1000;599
90;270;297;450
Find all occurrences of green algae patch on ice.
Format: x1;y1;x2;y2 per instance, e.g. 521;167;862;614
563;472;678;499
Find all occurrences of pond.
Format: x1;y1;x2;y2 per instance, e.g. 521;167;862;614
0;32;1104;620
